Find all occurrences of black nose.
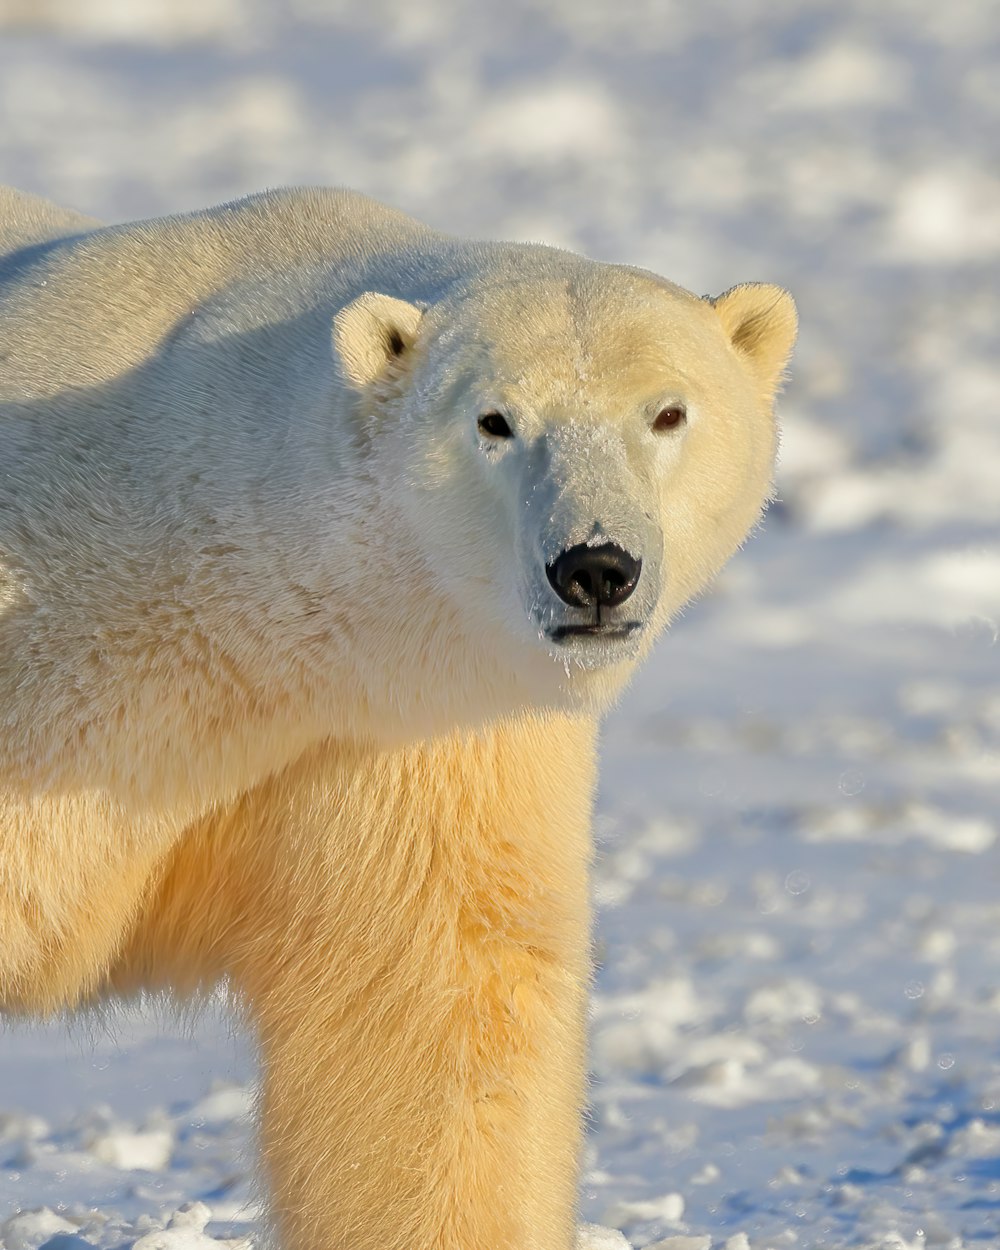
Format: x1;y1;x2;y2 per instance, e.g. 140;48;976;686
545;543;642;609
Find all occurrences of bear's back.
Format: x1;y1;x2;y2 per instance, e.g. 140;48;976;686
0;186;100;255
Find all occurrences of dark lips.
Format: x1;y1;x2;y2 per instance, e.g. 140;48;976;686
548;621;644;643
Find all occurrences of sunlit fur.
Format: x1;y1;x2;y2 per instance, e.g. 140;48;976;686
0;185;796;1250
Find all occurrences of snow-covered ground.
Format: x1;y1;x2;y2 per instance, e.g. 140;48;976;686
1;3;998;1247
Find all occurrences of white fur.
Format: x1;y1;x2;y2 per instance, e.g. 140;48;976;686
1;186;793;814
0;185;796;1250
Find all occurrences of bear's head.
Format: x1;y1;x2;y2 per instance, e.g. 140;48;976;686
331;260;795;722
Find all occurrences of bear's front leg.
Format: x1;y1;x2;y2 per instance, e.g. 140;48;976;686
254;894;589;1250
226;719;597;1250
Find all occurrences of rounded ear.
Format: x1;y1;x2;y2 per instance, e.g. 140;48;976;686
710;283;798;401
332;292;424;389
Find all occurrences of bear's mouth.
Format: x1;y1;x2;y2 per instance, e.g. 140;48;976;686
547;621;644;643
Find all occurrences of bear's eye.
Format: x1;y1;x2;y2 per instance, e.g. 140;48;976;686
653;404;687;433
478;412;514;439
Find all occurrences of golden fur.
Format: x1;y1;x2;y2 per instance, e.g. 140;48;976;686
116;717;595;1250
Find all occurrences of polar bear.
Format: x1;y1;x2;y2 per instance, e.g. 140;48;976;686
0;185;795;1250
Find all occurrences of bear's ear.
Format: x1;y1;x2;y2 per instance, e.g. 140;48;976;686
710;283;798;401
332;292;424;389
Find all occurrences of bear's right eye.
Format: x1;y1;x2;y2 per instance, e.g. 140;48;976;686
478;412;514;439
653;404;688;432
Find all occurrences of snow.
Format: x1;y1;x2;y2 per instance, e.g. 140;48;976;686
1;1;999;1247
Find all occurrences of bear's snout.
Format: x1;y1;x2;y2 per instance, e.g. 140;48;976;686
545;542;642;609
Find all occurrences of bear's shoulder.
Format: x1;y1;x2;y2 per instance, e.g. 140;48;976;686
0;187;443;396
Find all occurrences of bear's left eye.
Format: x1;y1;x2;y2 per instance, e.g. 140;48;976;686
653;404;687;433
478;412;514;439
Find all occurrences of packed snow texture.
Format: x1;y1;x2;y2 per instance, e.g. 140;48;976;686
1;2;999;1247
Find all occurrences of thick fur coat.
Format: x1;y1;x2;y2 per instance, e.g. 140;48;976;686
0;185;796;1250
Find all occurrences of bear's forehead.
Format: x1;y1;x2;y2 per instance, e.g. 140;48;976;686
455;273;731;414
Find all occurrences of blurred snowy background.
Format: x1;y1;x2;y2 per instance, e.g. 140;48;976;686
1;2;999;1247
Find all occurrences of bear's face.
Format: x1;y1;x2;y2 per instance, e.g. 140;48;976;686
333;266;795;710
